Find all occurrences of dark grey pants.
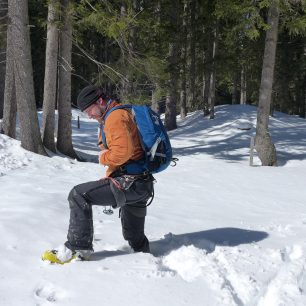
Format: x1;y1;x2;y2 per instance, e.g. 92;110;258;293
65;176;153;253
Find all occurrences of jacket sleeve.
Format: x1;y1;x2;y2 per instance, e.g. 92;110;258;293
99;110;134;166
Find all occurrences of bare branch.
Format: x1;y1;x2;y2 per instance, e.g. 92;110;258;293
84;0;97;12
71;72;92;85
72;37;129;82
58;54;73;71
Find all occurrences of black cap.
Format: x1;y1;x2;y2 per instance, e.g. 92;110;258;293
77;85;106;111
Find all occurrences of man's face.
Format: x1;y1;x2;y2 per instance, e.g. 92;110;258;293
83;99;106;120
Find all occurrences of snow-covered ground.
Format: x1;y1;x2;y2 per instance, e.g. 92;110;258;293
0;105;306;306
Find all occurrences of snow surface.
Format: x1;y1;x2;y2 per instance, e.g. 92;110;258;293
0;104;306;306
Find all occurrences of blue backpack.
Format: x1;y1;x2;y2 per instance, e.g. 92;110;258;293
101;105;176;175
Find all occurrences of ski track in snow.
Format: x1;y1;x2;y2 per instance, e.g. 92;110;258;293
158;243;306;306
256;245;306;306
85;216;306;306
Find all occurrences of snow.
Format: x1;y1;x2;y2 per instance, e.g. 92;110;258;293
1;104;306;306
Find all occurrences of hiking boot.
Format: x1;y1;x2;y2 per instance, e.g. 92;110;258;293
42;245;93;264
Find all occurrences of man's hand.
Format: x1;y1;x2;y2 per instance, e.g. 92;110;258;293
99;149;108;161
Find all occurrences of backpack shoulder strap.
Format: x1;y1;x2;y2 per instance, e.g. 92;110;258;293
100;105;132;149
103;104;132;121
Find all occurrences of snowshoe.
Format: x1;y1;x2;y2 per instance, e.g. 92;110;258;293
42;246;92;264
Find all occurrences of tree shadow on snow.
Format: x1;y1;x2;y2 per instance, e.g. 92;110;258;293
150;227;268;257
90;227;268;260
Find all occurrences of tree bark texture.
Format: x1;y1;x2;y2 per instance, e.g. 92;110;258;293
151;1;161;115
10;0;46;155
203;69;210;116
180;2;187;119
165;0;179;131
0;0;6;119
208;24;218;119
119;3;130;101
0;52;5;119
232;70;239;104
42;0;59;152
57;0;78;158
151;87;160;114
255;2;279;166
304;73;306;119
187;0;196;111
240;66;247;104
1;19;16;137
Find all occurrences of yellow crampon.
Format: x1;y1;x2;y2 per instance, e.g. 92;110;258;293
42;250;76;265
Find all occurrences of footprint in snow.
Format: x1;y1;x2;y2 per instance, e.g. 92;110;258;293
34;282;65;304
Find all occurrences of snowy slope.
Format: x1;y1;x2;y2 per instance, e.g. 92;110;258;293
0;105;306;306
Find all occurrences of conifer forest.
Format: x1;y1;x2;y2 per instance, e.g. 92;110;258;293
0;0;305;165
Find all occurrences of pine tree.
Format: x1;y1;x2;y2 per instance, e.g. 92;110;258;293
165;0;180;131
42;0;60;152
255;1;279;166
10;0;46;155
1;10;16;138
57;0;78;159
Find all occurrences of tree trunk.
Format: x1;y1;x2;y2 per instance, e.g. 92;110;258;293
10;0;46;155
203;69;210;116
165;0;179;131
208;23;218;119
303;42;306;119
240;66;247;104
165;92;177;130
187;0;196;111
1;18;16;138
180;75;187;119
57;0;77;158
120;3;130;100
0;0;6;119
255;2;279;166
0;55;5;119
42;0;59;152
151;87;160;114
151;1;161;115
180;1;187;119
296;44;305;118
232;70;239;104
303;72;306;119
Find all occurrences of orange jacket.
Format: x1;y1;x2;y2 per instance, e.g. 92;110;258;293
98;102;144;177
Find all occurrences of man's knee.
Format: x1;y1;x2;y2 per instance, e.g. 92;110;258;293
68;187;90;211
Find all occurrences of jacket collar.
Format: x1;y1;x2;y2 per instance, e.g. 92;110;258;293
100;100;120;122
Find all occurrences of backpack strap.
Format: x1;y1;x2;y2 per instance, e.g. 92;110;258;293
100;105;132;149
99;105;148;175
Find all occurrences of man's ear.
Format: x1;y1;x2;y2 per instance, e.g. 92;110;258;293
97;98;105;106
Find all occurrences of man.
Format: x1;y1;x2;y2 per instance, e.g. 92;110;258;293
42;85;154;264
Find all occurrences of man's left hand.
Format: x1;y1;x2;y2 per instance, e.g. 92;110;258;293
99;149;108;160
